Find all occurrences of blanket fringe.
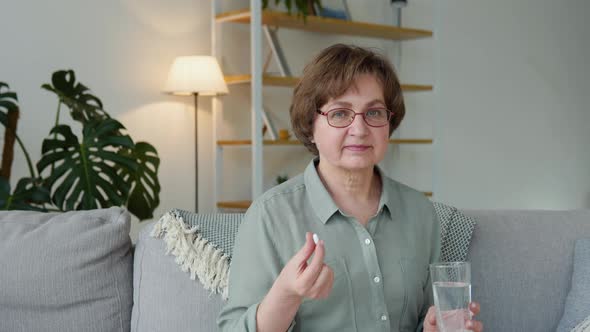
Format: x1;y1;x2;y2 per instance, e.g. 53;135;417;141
150;212;230;300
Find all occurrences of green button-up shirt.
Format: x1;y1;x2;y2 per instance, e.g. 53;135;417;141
218;159;441;332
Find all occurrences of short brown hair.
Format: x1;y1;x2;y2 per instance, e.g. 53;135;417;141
290;44;405;155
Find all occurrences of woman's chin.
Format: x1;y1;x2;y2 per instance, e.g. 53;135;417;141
339;157;376;171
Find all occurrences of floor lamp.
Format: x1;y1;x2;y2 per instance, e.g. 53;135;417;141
164;56;228;212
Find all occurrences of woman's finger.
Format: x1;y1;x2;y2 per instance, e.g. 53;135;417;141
426;306;437;326
300;239;325;284
309;264;334;299
422;306;438;332
293;232;315;269
469;302;480;316
466;319;483;332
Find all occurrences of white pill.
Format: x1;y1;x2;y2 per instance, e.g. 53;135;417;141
313;233;319;244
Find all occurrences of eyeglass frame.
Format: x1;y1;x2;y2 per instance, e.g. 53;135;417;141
316;108;394;128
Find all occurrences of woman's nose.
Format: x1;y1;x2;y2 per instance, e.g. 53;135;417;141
348;114;369;135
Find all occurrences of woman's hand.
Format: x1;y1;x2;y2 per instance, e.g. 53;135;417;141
423;302;483;332
274;232;334;301
256;233;334;331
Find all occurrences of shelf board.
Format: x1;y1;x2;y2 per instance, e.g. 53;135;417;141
389;139;433;144
218;139;433;146
216;9;433;40
218;191;433;210
217;201;252;210
225;74;432;91
218;139;302;146
225;75;299;87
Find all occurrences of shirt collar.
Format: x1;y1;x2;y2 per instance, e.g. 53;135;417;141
304;158;394;224
304;158;339;224
374;164;393;216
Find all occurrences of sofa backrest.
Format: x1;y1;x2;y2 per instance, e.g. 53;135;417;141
464;209;590;332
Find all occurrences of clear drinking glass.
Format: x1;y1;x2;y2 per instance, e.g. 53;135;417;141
429;262;472;332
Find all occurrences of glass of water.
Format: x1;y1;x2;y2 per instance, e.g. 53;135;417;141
429;262;472;332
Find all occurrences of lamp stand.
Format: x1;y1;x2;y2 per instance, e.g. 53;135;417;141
193;92;199;213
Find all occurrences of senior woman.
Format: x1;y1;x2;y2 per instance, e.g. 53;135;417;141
217;44;482;332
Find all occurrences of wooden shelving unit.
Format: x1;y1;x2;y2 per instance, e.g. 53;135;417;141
213;4;435;211
216;9;432;40
224;74;433;91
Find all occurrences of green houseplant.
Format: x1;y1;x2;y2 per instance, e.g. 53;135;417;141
262;0;323;18
0;70;160;220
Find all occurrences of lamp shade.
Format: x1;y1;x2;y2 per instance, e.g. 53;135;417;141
164;56;228;96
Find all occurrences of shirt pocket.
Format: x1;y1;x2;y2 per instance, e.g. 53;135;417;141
297;257;357;332
399;256;425;332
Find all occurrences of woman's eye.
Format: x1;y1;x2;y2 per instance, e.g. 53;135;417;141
332;110;348;118
366;109;381;117
365;109;387;118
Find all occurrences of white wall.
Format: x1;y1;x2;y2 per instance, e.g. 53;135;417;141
216;0;590;210
1;0;588;241
0;0;214;241
433;0;590;209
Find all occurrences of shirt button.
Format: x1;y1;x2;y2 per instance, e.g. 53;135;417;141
364;238;371;245
381;315;388;321
373;276;380;283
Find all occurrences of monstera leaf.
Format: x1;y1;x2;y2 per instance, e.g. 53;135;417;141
0;82;18;124
37;119;138;211
118;142;161;220
42;70;109;124
0;177;50;211
0;82;37;179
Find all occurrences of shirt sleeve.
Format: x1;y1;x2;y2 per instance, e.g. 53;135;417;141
217;201;296;331
415;202;442;332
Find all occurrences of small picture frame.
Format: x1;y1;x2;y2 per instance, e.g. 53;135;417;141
314;0;351;21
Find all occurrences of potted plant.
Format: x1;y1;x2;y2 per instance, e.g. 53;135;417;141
262;0;323;18
0;70;160;220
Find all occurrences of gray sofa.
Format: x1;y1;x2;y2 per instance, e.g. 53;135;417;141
1;207;589;332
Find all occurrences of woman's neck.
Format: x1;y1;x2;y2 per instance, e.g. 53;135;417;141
316;160;380;205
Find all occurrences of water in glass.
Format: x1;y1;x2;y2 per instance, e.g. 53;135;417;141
433;281;472;332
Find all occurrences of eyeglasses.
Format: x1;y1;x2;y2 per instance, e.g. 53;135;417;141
316;108;393;128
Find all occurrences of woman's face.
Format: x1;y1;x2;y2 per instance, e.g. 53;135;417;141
312;73;391;172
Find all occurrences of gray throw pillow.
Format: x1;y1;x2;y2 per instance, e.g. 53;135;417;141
557;238;590;332
433;202;476;262
0;208;133;332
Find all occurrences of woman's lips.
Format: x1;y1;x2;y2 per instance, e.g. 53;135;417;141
344;145;371;151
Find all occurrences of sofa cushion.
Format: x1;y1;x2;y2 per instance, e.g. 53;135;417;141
0;208;133;332
465;209;590;332
556;238;590;332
